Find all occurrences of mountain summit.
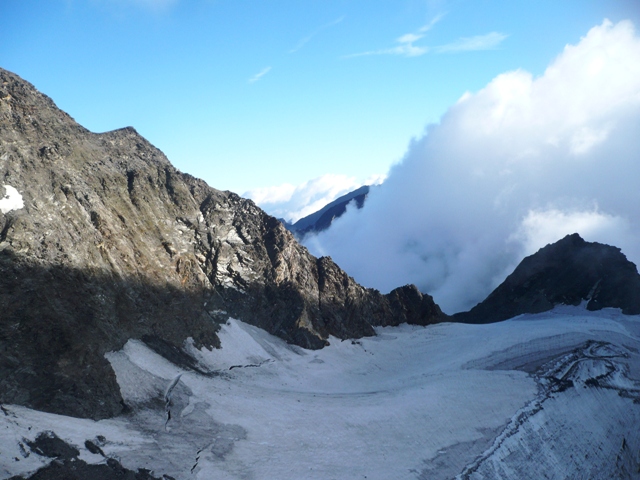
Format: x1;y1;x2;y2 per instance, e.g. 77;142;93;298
0;68;446;419
455;233;640;323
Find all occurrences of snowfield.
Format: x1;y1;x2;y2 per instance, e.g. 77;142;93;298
2;306;640;479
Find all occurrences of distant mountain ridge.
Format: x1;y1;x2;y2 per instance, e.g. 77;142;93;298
284;185;369;238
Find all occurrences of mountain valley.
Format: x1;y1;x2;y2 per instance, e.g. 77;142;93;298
1;67;640;479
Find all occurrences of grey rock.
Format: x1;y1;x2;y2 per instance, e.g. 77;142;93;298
0;67;447;419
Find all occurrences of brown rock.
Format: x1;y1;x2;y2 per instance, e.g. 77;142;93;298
0;67;447;419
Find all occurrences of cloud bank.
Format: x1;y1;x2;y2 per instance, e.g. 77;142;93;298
244;173;385;224
305;19;640;314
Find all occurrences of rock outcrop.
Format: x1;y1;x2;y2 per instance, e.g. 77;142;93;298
455;233;640;323
0;68;447;419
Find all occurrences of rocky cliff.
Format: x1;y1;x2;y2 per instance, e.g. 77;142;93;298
455;233;640;323
0;68;447;419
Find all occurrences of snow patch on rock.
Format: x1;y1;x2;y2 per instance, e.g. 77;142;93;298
0;185;24;214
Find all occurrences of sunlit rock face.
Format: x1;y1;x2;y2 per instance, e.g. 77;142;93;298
0;67;446;419
456;233;640;323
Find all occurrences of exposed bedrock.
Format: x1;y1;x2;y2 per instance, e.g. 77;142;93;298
0;67;447;419
456;233;640;323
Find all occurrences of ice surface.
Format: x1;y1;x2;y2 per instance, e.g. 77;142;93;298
2;307;639;479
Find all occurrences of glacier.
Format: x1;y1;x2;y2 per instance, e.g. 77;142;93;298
1;306;639;479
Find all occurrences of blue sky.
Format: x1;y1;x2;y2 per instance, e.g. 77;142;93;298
1;0;639;197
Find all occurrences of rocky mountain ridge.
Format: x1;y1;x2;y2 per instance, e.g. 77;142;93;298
455;233;640;323
0;67;446;419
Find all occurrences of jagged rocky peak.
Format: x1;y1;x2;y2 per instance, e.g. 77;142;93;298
456;233;640;323
0;67;447;419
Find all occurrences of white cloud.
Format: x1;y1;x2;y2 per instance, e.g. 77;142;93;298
511;208;631;257
434;32;508;53
397;33;424;44
346;17;506;59
419;13;446;33
248;67;272;84
289;16;345;54
345;14;444;58
379;44;429;58
307;19;640;314
569;125;611;154
345;41;428;58
244;173;384;223
243;183;297;207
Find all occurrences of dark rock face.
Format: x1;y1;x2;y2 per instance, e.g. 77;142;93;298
25;431;80;461
455;233;640;323
10;460;164;480
10;432;164;480
0;67;447;419
386;284;446;326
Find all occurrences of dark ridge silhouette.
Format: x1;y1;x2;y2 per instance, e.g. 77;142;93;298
455;233;640;323
285;185;370;238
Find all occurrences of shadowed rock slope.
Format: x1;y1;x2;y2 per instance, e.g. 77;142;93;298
455;233;640;323
0;68;447;419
